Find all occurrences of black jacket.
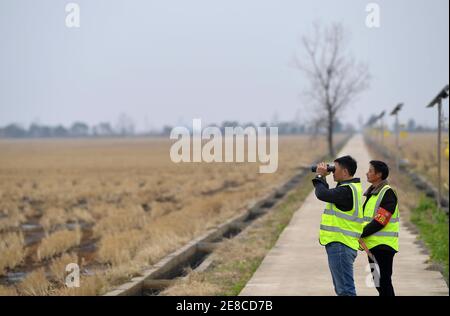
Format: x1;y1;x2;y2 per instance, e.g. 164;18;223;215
312;176;361;212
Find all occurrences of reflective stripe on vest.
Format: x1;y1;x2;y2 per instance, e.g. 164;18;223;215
320;224;361;238
323;209;365;223
363;216;399;223
371;231;399;237
349;183;360;217
372;186;390;218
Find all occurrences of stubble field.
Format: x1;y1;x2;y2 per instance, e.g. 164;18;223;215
0;135;340;295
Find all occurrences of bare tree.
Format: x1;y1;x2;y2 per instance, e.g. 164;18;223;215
116;113;135;136
293;22;370;156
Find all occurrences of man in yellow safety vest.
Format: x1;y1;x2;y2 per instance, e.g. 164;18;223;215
360;160;399;296
313;155;363;296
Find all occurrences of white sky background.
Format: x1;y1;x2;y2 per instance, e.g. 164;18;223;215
0;0;448;132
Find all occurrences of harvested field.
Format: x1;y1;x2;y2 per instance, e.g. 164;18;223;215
0;135;342;295
372;132;449;196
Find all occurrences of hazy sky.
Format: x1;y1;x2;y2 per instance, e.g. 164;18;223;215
0;0;448;131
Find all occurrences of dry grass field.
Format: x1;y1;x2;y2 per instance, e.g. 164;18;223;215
373;132;449;196
0;135;340;295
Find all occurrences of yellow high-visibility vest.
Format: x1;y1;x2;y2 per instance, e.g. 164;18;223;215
362;184;399;251
319;182;364;251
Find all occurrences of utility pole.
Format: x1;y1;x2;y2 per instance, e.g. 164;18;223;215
390;103;403;173
427;84;449;208
378;111;385;146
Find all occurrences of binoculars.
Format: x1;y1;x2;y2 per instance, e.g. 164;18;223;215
311;164;335;173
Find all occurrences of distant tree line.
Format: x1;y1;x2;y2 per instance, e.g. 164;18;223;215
0;118;356;138
157;119;355;136
0;113;139;138
0;122;114;138
2;116;442;139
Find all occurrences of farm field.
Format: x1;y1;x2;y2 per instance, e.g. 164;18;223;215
372;132;449;197
0;135;342;295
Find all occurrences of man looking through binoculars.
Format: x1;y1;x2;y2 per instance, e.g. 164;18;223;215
312;155;363;296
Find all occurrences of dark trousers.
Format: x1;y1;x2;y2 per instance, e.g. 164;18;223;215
368;247;396;296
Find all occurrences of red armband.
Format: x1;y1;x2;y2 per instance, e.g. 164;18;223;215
373;207;392;226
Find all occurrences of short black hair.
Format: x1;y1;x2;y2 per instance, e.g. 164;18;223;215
334;155;357;176
370;160;389;180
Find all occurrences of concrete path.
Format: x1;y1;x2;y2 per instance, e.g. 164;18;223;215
240;134;448;296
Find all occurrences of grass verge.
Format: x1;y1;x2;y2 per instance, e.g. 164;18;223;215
411;196;449;283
